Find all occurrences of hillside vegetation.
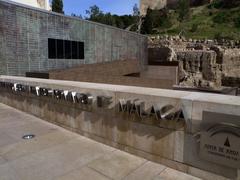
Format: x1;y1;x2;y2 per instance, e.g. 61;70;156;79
141;0;240;40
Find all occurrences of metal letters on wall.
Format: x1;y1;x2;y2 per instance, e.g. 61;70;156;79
118;99;183;121
97;96;112;108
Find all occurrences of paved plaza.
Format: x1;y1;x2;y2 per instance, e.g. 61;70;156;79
0;103;201;180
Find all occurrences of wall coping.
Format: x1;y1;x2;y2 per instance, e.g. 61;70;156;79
1;75;239;106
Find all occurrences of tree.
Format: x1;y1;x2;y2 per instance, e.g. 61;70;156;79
141;8;155;34
52;0;64;14
86;5;104;22
133;3;139;17
141;8;171;34
177;0;190;22
132;4;140;32
71;14;83;19
85;5;137;31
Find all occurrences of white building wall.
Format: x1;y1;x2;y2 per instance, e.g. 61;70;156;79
9;0;51;10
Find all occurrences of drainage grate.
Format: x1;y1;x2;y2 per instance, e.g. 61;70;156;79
22;134;35;140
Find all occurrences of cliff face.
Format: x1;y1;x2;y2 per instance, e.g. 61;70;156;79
140;0;167;15
140;0;211;15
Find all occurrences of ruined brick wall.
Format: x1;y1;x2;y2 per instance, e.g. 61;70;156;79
148;36;240;88
0;0;148;76
221;49;240;78
176;50;222;87
177;51;218;78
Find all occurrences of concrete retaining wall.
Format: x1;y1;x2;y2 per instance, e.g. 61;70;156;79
0;0;147;76
0;76;239;179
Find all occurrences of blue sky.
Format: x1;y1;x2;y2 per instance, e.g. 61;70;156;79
61;0;139;16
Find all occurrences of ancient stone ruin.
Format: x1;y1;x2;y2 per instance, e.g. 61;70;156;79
148;35;240;89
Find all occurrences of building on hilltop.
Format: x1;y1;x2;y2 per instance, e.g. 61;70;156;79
9;0;51;10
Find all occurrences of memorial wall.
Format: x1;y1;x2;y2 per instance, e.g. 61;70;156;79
0;0;147;76
0;75;239;180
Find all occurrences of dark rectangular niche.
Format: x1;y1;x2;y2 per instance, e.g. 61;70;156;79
71;41;78;59
78;41;84;59
57;39;64;59
48;39;56;59
48;38;84;60
64;40;72;59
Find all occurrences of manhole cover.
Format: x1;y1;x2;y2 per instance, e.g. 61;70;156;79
22;134;35;140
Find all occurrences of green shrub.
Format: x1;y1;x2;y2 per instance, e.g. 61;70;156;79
213;12;228;23
234;15;240;28
190;23;198;32
166;28;180;34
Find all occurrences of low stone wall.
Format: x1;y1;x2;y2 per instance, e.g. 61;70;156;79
50;59;142;77
222;76;240;88
148;47;172;63
49;60;174;89
141;65;179;84
0;76;239;180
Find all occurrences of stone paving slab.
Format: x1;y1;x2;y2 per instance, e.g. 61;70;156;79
0;103;201;180
154;168;202;180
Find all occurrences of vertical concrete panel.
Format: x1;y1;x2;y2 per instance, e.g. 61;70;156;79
16;7;29;74
120;31;128;60
95;25;104;63
4;4;18;75
111;30;122;61
104;27;112;62
39;12;48;71
0;3;7;75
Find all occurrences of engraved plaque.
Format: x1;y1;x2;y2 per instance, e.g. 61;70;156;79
200;111;240;168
